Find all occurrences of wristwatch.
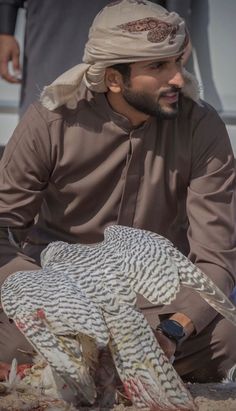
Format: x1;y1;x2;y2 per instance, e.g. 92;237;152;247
156;319;186;346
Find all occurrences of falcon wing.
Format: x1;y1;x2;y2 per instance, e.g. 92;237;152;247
113;230;236;327
8;306;97;404
116;248;180;305
167;245;236;326
103;304;196;411
1;268;109;404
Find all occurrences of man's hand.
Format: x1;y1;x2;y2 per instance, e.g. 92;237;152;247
154;313;195;362
0;34;21;83
154;329;177;361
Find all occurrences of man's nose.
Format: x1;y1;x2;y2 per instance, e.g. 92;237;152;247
168;69;185;89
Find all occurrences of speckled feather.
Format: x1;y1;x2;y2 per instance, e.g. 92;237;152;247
1;225;236;410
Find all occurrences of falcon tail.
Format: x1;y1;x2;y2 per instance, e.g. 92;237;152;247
103;305;197;411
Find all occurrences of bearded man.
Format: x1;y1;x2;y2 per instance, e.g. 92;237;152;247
0;0;236;383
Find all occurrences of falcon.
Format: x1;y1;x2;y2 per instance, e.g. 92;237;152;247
1;225;236;411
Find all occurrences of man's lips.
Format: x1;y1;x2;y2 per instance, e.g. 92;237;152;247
160;92;179;103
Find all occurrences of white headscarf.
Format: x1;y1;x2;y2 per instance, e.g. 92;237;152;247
41;0;199;110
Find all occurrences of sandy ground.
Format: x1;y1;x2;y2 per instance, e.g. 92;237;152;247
1;382;236;411
188;382;236;411
112;382;236;411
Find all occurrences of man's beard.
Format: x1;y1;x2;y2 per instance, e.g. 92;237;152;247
122;86;180;119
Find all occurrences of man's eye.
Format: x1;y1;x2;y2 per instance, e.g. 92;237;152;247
149;62;165;70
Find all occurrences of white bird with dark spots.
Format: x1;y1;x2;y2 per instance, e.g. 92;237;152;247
1;225;236;411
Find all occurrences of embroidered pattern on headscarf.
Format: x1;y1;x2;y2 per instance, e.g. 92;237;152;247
118;17;180;44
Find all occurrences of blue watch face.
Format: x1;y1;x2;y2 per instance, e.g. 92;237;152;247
158;319;185;341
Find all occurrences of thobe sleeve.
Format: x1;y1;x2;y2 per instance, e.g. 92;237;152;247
0;0;24;35
174;108;236;334
0;103;52;287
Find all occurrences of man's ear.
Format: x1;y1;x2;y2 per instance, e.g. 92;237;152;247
105;68;123;93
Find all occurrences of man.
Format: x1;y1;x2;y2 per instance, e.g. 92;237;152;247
0;0;236;384
0;0;188;116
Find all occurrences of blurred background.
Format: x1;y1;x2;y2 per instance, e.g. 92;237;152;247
0;0;236;154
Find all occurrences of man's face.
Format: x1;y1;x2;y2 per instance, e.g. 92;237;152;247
121;54;185;119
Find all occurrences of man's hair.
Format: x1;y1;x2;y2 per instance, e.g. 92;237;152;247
111;63;131;85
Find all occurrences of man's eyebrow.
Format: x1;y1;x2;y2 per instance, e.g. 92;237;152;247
143;53;185;67
143;60;167;67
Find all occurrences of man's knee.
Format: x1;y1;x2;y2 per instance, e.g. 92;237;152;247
211;315;236;376
175;314;236;382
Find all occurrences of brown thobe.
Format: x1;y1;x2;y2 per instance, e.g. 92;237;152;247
0;88;236;379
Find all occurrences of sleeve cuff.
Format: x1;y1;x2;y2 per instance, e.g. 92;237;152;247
0;4;19;35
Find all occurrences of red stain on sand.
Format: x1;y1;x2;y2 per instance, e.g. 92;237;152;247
0;362;32;381
17;364;32;378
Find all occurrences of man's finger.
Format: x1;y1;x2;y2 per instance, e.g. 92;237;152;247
12;51;22;81
0;60;21;83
